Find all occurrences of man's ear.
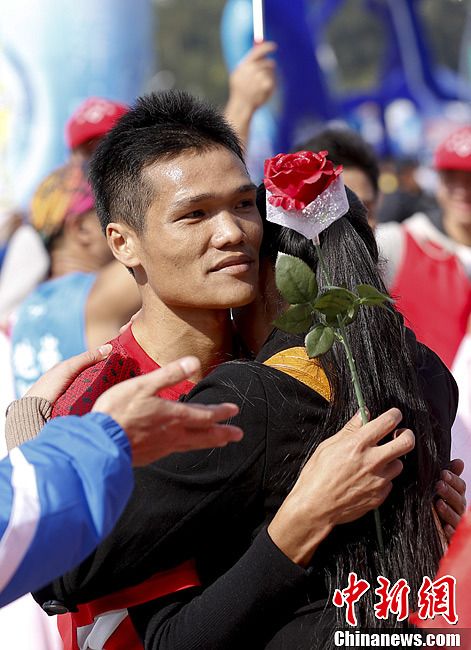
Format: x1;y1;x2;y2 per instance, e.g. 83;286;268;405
106;222;142;270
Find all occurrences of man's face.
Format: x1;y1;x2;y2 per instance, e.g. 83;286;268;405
436;169;471;227
131;147;262;310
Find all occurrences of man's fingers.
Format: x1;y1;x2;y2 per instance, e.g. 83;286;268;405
436;498;461;532
436;476;466;516
134;356;201;395
179;403;239;427
444;524;456;543
55;344;112;379
177;425;244;451
382;458;404;481
440;468;466;502
338;409;368;437
119;309;142;334
362;408;403;445
375;482;393;508
376;428;415;464
165;401;239;429
448;458;465;478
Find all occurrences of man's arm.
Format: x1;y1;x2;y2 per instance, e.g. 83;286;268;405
33;363;277;608
130;410;415;650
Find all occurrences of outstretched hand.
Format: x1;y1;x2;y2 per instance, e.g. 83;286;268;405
92;356;243;465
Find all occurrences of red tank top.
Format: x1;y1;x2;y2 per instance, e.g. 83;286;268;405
52;325;194;416
391;228;471;369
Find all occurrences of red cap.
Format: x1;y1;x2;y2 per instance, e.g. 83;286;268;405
434;126;471;172
65;97;128;149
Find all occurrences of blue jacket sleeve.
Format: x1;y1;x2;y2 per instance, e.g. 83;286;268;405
0;412;133;607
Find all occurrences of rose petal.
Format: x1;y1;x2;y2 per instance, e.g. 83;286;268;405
263;150;343;211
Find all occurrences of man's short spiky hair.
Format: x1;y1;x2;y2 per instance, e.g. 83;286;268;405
89;90;246;233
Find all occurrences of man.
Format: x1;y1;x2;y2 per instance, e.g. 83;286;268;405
376;157;437;225
10;163;141;396
1;349;241;608
28;90;260;647
48;89;262;414
41;92;464;649
376;126;471;369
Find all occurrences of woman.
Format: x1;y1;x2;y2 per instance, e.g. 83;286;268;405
123;183;457;648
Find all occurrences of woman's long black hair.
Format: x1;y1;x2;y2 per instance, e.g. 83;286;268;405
258;183;451;630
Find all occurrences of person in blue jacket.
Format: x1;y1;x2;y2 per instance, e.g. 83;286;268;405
0;346;242;608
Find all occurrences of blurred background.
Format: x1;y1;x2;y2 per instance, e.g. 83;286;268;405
1;0;471;212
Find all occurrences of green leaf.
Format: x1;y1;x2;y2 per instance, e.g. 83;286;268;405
356;284;394;306
305;324;335;358
275;254;318;305
344;302;360;326
274;303;313;334
313;287;357;321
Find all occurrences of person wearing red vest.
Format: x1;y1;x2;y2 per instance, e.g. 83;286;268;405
376;126;471;370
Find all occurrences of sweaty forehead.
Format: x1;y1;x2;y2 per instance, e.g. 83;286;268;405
145;146;246;180
144;147;250;207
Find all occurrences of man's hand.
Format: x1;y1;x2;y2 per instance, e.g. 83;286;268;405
224;41;277;144
25;344;113;403
92;356;243;465
436;458;467;542
268;408;414;567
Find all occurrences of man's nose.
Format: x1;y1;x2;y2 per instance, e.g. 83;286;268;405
211;211;245;248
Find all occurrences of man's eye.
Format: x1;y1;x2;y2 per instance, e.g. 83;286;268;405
236;199;255;209
180;210;205;220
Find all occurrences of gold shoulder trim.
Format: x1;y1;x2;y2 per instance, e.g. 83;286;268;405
263;346;331;401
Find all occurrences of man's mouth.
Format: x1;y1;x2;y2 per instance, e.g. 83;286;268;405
210;254;255;274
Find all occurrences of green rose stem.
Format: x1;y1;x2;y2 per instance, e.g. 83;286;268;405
313;238;384;555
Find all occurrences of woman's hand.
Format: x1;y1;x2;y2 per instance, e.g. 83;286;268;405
25;344;113;403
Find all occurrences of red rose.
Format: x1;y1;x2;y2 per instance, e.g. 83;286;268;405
264;150;342;211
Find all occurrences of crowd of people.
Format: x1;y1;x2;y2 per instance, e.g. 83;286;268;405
0;38;470;650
